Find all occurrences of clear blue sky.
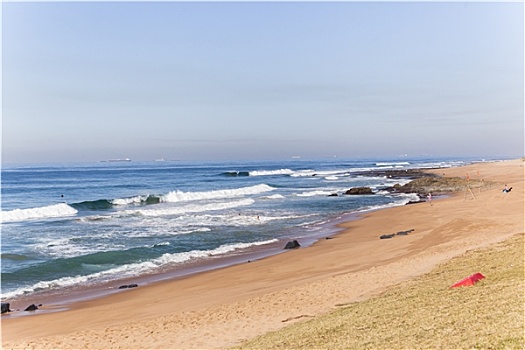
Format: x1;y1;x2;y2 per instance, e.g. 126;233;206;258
2;1;524;163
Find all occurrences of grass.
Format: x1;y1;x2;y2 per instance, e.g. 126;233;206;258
233;234;524;349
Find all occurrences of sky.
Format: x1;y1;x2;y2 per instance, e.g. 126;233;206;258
2;1;524;163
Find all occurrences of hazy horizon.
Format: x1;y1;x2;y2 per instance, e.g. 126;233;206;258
2;2;524;164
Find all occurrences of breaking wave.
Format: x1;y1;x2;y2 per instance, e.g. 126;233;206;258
162;184;273;203
1;203;78;223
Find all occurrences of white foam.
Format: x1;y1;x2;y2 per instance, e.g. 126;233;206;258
162;184;273;203
249;169;294;176
127;198;256;217
136;212;306;230
376;162;410;166
355;193;421;213
112;196;148;206
2;238;279;299
263;194;285;199
1;203;78;223
291;169;347;177
295;190;335;197
289;169;316;177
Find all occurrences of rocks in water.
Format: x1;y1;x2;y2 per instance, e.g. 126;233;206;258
354;169;430;180
1;302;11;314
328;193;338;197
118;283;139;289
344;187;374;195
24;304;39;311
284;240;301;249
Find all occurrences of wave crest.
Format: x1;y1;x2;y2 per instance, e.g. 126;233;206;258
1;203;78;223
163;184;273;203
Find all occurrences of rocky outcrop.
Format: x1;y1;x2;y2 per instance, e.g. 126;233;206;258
389;177;487;195
284;240;301;249
344;187;374;195
354;169;433;180
1;302;11;314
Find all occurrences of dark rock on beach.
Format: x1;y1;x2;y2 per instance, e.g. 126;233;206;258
406;199;426;205
284;240;301;249
119;283;139;289
344;187;374;195
1;302;11;314
24;304;39;311
380;229;415;239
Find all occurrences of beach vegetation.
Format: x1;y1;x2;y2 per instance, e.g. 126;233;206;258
234;233;524;349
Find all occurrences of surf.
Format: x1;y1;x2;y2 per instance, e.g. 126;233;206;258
1;203;78;223
162;184;274;203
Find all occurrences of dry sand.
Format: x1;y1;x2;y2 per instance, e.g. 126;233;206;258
2;159;523;349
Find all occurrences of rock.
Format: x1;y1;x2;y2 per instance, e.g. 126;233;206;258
379;234;396;239
118;284;139;289
406;199;426;205
328;193;338;197
24;304;38;311
354;169;431;180
396;229;415;235
389;177;483;196
284;240;301;249
1;302;11;314
344;187;374;195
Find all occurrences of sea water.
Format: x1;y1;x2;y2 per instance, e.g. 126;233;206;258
0;157;478;302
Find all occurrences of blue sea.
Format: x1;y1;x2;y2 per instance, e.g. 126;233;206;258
0;157;484;303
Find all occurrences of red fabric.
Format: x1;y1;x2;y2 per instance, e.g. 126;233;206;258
451;272;485;288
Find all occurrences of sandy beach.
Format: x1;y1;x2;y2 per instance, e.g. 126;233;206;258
2;159;523;349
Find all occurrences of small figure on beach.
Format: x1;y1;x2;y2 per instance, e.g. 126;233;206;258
427;192;432;205
502;185;512;193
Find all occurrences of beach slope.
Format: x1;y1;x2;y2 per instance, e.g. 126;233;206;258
2;159;523;349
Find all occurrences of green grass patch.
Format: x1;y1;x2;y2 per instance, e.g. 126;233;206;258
234;234;524;349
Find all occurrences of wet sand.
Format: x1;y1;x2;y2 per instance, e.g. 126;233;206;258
2;159;523;349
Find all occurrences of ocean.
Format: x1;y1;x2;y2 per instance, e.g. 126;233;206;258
1;157;480;304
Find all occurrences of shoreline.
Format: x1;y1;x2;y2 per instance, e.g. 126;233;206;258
1;210;356;319
2;159;523;349
0;163;471;308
